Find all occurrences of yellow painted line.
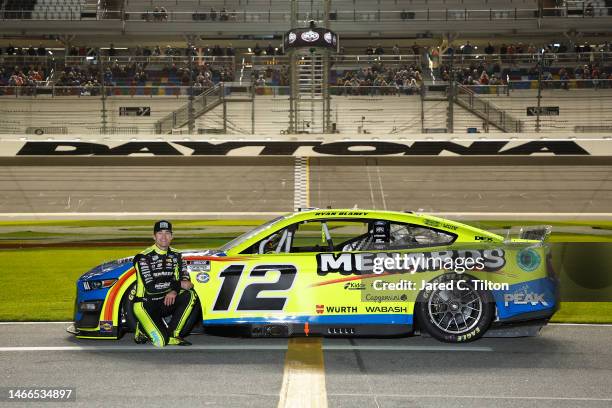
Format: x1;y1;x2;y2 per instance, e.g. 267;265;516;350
278;338;327;408
305;157;310;207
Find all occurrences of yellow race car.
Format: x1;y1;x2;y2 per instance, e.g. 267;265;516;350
70;209;557;343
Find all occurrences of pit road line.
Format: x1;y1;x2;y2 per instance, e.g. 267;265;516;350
278;338;327;408
0;345;492;352
330;393;612;402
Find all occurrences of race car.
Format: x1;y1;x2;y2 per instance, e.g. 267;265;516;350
69;209;558;343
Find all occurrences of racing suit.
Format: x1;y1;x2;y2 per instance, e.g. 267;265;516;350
132;245;197;347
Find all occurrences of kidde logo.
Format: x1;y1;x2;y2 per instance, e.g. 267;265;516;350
316;304;324;314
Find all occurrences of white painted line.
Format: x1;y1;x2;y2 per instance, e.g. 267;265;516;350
0;344;491;352
1;211;612;221
323;345;492;352
0;321;72;325
332;393;612;402
0;345;289;352
549;323;612;327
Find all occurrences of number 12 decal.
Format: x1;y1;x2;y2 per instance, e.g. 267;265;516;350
213;264;297;311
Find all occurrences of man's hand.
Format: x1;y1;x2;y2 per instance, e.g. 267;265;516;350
164;290;177;306
180;280;193;290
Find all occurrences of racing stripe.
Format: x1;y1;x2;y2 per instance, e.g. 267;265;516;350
103;268;135;321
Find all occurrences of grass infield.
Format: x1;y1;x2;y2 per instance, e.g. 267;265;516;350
0;219;611;322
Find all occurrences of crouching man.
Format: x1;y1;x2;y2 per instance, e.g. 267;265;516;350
132;220;197;347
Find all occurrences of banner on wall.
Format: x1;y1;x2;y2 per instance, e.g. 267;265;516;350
1;139;612;157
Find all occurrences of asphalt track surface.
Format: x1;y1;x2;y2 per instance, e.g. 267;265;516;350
0;157;611;213
1;323;612;408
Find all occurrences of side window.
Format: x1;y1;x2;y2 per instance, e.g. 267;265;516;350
243;227;293;254
292;220;369;253
388;222;456;249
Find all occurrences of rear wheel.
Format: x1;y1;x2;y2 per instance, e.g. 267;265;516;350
416;274;494;343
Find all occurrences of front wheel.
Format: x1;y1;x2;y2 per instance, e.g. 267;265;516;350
415;274;494;343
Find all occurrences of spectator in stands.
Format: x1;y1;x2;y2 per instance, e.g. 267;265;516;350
153;46;162;56
266;43;275;56
365;45;374;55
229;9;237;21
462;41;473;56
27;45;36;56
108;43;116;57
374;44;384;55
220;8;228;21
210;7;217;21
6;44;15;55
411;42;420;56
226;44;235;56
253;43;263;56
392;44;400;56
484;42;495;55
559;67;569;90
37;44;46;57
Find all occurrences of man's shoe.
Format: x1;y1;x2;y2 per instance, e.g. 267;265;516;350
169;337;192;346
133;324;148;344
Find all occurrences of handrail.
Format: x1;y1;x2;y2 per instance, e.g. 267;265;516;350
455;83;522;132
3;6;612;21
154;84;223;134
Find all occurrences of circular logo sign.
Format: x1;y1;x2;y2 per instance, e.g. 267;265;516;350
196;272;210;283
288;32;297;44
301;30;320;42
517;249;541;272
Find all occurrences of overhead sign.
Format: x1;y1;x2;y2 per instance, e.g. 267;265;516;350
119;107;151;116
284;27;338;52
6;140;602;156
526;107;559;116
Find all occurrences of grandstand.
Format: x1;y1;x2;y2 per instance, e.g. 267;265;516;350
1;0;612;137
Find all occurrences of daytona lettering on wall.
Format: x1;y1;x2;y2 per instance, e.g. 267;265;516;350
11;140;596;156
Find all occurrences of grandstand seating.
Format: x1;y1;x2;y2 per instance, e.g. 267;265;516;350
31;0;86;20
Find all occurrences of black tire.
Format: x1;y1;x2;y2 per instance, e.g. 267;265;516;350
119;283;138;337
415;273;494;343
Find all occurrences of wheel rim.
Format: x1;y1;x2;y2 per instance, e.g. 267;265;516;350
427;282;483;334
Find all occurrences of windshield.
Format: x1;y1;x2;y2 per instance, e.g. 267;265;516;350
219;216;288;253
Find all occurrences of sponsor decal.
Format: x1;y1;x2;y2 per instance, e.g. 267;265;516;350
316;304;324;314
324;306;358;314
288;32;297;44
324;32;332;44
99;321;113;333
316;249;506;276
301;30;320;42
517;249;541;272
344;282;366;290
475;236;494;242
503;292;548;307
14;140;591;157
196;272;210;283
365;306;408;313
364;293;408;303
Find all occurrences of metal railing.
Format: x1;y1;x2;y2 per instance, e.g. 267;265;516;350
154;84;224;134
455;84;523;132
2;6;612;21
